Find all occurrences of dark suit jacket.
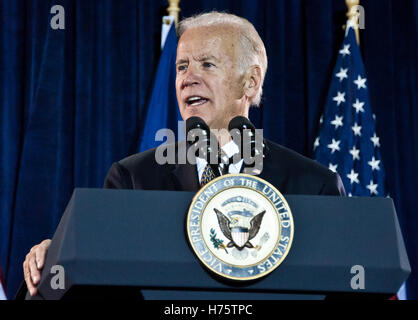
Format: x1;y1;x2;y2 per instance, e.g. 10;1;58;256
103;139;346;196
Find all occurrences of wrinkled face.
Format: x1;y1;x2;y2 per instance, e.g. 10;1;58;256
176;26;249;130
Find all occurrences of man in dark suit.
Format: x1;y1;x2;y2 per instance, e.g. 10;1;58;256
23;11;345;297
104;139;345;195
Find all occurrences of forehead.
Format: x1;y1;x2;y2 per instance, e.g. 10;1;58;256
177;25;240;61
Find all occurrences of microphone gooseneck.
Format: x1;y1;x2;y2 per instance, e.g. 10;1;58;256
186;117;221;177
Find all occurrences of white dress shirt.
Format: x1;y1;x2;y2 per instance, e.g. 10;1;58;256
196;140;244;182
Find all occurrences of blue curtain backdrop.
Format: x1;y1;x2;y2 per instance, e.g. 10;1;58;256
0;0;417;299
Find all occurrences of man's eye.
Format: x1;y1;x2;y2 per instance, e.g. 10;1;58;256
177;65;187;72
203;62;214;68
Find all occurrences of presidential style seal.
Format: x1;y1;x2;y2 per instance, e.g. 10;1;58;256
186;174;294;281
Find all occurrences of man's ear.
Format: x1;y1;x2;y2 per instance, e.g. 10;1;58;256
243;65;262;101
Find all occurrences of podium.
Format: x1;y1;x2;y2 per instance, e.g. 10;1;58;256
25;188;410;300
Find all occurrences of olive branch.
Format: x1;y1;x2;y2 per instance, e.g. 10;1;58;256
210;228;228;254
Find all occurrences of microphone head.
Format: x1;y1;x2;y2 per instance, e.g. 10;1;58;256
186;116;210;133
186;117;213;161
228;116;255;132
228;117;263;176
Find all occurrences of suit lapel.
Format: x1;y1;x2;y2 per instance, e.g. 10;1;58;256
257;142;274;182
257;140;287;191
171;163;200;192
170;140;200;192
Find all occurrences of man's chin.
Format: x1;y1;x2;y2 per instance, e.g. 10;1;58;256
184;112;210;124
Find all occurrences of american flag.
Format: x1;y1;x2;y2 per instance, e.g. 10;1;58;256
313;25;386;198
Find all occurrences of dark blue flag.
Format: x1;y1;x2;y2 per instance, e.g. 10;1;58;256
139;23;182;152
314;25;386;197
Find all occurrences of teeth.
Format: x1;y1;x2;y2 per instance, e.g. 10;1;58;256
187;96;202;103
186;96;208;106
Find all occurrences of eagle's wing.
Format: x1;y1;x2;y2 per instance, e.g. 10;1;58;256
248;210;266;240
214;208;232;240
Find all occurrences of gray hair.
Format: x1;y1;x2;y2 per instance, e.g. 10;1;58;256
178;11;268;107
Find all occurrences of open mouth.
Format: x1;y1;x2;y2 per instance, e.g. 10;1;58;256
185;96;209;107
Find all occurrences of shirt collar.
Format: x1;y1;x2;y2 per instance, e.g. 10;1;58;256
196;140;241;180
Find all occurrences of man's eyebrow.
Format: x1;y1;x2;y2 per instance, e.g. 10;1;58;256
176;55;220;66
196;55;219;62
176;59;188;65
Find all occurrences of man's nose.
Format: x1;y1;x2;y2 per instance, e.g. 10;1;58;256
181;66;201;89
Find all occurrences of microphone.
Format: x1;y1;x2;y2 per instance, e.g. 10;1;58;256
186;117;211;144
185;117;221;177
228;116;256;132
228;116;264;174
228;116;260;155
186;116;210;133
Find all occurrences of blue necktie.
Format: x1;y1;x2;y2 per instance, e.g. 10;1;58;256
200;164;216;187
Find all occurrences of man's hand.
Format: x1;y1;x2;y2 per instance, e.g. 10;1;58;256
22;239;51;296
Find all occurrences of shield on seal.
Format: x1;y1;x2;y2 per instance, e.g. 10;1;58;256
231;227;249;248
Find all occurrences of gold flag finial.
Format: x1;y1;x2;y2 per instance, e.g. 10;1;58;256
167;0;181;27
345;0;361;45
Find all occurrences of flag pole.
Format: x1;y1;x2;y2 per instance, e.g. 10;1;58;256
345;0;361;46
161;0;181;49
167;0;181;28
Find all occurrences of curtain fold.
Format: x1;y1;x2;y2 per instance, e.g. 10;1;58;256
0;0;25;291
